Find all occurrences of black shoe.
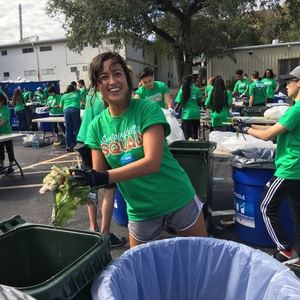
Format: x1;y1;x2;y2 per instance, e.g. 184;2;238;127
109;233;126;248
6;167;15;175
66;148;75;153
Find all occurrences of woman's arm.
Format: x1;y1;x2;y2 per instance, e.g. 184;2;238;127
92;124;165;183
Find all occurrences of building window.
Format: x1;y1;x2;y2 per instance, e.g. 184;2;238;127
41;69;55;75
82;66;88;72
22;48;34;54
142;50;145;58
106;39;116;45
24;70;36;76
82;42;88;47
1;50;7;56
40;46;52;52
70;67;77;73
4;72;9;78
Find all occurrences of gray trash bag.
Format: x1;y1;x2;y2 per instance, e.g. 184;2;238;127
228;147;276;169
91;237;300;300
0;284;36;299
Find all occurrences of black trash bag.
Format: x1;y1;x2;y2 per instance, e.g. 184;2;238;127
228;147;276;169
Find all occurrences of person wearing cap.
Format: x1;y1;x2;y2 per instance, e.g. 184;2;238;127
233;65;300;266
34;87;45;104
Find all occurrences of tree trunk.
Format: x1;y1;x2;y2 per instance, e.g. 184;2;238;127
173;49;185;86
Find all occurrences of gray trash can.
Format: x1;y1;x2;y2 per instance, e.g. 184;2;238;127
92;237;300;299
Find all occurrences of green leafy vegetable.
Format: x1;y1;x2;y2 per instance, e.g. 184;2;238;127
40;165;90;228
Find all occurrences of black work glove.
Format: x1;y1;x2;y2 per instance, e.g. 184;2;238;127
68;167;110;188
233;118;250;134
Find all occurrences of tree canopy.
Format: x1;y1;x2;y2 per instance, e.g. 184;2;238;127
46;0;289;84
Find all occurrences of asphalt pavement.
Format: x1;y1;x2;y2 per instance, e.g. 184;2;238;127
0;131;299;280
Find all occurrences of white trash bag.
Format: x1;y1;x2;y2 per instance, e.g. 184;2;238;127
264;106;290;120
209;131;273;152
161;108;185;144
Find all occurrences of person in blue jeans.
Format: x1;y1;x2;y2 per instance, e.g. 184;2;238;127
60;85;81;152
11;88;30;133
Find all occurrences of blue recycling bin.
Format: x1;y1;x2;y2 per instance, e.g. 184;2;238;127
37;112;52;132
91;237;300;299
229;148;295;247
113;188;128;227
9;106;19;131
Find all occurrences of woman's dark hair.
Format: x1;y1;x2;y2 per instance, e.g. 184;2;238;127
65;85;75;94
210;77;227;113
262;68;275;79
47;86;56;94
0;93;7;106
181;74;194;106
11;88;23;107
89;52;133;107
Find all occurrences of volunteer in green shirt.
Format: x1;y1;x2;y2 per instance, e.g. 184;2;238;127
11;88;29;133
232;69;250;98
233;65;300;266
22;88;32;102
60;85;81;152
76;88;126;247
34;87;45;104
134;66;176;116
174;74;202;140
204;77;214;98
205;77;233;131
0;93;15;175
262;69;278;103
69;52;207;248
46;86;65;134
44;82;51;101
249;71;266;106
77;79;88;109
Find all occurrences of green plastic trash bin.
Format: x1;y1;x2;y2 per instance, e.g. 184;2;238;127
0;215;112;300
168;141;216;207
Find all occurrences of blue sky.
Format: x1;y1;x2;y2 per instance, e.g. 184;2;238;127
1;0;66;45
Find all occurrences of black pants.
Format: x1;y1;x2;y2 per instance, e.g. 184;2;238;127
182;120;200;140
0;140;15;163
260;176;300;252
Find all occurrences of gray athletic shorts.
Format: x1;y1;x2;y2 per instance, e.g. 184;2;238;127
128;194;203;243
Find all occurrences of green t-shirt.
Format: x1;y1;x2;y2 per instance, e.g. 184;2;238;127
205;90;233;127
249;80;266;105
0;89;4;95
60;92;81;109
0;105;12;134
261;78;277;99
175;84;202;120
275;102;300;179
233;78;250;97
44;87;50;100
80;87;88;100
12;96;25;112
204;84;213;95
47;94;63;115
35;92;45;104
134;81;170;108
85;98;195;221
22;91;31;102
77;90;104;142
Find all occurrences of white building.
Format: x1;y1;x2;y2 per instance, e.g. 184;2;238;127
0;38;178;91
